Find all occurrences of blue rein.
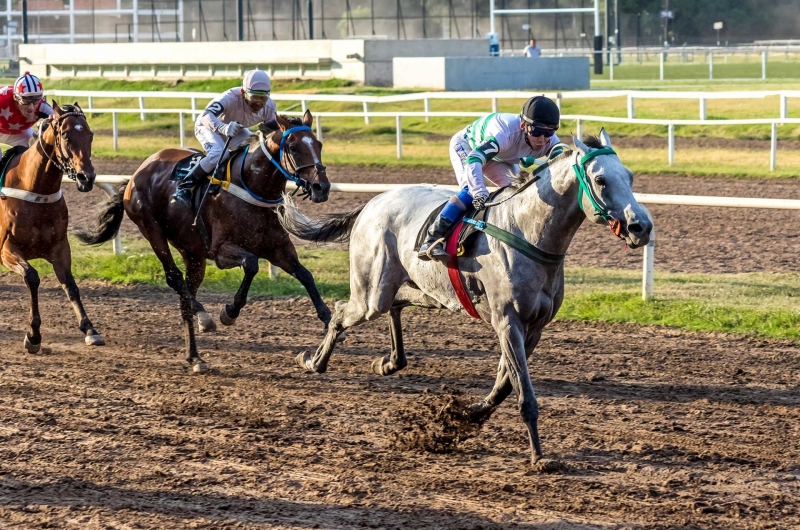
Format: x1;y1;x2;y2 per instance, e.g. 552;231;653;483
241;125;314;205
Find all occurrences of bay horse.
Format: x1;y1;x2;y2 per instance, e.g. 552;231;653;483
0;101;104;353
278;130;653;466
77;111;331;373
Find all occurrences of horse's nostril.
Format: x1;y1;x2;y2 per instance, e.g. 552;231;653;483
628;222;643;235
312;182;323;191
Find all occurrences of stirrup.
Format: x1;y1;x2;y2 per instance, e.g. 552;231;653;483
424;237;448;260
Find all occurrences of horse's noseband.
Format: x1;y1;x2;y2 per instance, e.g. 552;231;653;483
38;111;86;181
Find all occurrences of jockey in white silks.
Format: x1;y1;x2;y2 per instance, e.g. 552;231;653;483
417;95;562;262
171;68;278;206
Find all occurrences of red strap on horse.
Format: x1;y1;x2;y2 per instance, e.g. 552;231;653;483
445;221;482;320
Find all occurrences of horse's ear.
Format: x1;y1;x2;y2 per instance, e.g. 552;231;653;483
74;101;83;112
302;109;313;127
51;99;62;115
573;136;590;154
275;114;289;132
599;127;612;148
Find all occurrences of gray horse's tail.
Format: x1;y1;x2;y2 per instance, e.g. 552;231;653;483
278;194;365;244
75;181;128;245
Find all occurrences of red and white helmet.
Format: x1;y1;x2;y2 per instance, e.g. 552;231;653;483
14;72;44;103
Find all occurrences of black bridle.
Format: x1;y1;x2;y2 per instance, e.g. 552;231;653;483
37;111;87;180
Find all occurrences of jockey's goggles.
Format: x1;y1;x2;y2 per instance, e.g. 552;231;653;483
525;124;557;138
245;90;270;103
15;94;42;105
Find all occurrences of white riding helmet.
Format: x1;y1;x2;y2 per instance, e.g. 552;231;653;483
14;71;44;103
242;69;271;96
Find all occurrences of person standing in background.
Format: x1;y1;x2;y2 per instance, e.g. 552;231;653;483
523;39;541;58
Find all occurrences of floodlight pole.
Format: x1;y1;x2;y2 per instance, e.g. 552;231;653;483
594;0;602;74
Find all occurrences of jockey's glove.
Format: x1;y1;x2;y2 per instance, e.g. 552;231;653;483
223;122;242;138
473;193;489;211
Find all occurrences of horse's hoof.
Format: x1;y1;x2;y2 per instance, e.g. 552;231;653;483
192;360;209;374
296;351;325;373
219;306;237;327
24;335;41;354
85;334;105;346
197;311;217;333
335;330;347;343
531;458;567;474
371;356;402;376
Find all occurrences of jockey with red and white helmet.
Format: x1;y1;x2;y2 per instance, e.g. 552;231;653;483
0;72;54;155
171;68;277;206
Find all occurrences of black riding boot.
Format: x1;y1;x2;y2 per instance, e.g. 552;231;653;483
170;163;211;206
417;214;457;262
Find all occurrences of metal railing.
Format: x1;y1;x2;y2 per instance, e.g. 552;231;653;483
74;176;800;301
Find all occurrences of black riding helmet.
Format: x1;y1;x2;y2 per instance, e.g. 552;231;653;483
521;96;560;130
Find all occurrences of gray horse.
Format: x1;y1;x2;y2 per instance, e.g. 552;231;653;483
278;130;653;465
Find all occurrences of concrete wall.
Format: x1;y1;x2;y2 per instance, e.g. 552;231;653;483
363;39;487;86
394;57;590;91
18;38;488;86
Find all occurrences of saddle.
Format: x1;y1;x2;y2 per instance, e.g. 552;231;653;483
171;145;247;198
414;187;504;258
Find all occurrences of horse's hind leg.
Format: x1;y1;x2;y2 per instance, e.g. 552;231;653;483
213;242;259;326
49;239;105;346
371;306;407;376
2;245;43;353
297;297;371;374
140;220;206;372
181;251;215;333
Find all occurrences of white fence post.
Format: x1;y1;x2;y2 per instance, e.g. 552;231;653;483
396;115;402;159
112;112;118;151
627;95;635;119
610;55;614;80
492;98;498;113
770;122;777;171
179;112;186;147
316;115;322;142
424;98;430;123
668;124;675;165
88;95;94;109
699;97;707;120
556;93;562;112
269;263;280;279
780;94;788;121
659;52;664;81
708;50;713;80
97;183;123;256
363;102;370;125
138;96;146;121
191;97;197;114
642;226;655;301
762;50;767;80
576;118;583;140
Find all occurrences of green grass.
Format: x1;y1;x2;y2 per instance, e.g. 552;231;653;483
4;240;800;340
591;60;800;82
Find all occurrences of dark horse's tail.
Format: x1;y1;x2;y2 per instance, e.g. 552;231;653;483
75;182;128;245
278;194;365;244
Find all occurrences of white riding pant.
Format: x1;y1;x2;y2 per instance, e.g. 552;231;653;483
0;128;36;155
449;130;518;192
195;125;252;173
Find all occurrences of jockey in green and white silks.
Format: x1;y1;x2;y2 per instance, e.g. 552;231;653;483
418;95;561;261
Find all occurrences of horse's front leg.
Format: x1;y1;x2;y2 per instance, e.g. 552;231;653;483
492;309;544;465
470;330;542;423
49;239;105;346
2;245;43;353
214;242;259;326
265;243;331;330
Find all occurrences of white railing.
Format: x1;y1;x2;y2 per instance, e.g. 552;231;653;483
71;106;800;170
76;176;800;301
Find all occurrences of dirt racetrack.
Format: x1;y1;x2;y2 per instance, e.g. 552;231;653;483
0;161;798;528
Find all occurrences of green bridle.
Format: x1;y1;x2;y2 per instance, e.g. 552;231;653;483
572;147;617;222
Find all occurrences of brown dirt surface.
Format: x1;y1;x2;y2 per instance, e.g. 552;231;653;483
0;276;798;529
79;159;800;274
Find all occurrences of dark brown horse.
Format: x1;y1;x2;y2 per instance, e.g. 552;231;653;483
78;111;331;373
0;101;104;352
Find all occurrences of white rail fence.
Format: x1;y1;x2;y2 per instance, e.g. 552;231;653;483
75;176;800;301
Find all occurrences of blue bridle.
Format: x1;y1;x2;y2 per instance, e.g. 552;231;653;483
258;125;315;193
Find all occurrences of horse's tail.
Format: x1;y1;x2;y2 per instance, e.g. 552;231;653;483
278;194;365;244
75;181;128;245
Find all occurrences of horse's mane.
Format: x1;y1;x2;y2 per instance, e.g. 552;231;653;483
512;134;605;188
582;135;604;149
246;115;305;149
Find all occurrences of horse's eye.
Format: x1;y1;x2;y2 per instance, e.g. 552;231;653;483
289;144;297;152
594;175;606;186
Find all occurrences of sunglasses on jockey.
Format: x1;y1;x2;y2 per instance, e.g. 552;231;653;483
15;94;42;105
245;89;270;103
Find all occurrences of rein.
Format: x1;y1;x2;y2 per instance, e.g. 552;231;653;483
257;126;324;199
37;111;86;181
571;146;626;238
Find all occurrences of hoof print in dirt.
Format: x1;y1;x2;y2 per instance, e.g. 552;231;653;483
531;458;568;474
390;392;485;453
